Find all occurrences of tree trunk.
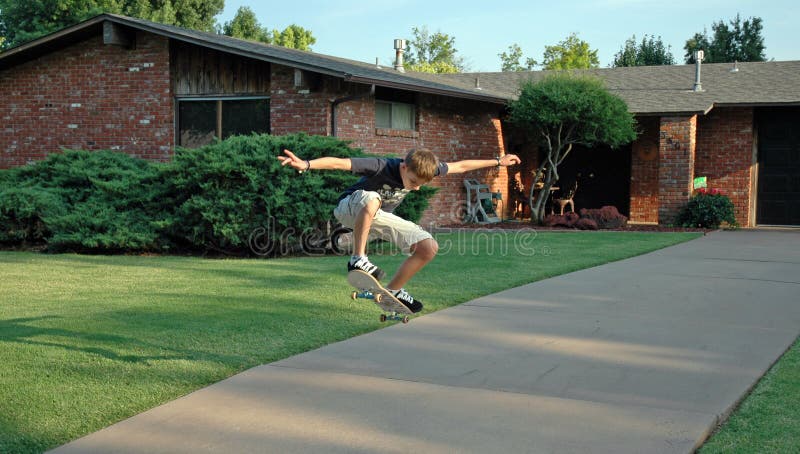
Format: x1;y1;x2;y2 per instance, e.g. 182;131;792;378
529;147;560;225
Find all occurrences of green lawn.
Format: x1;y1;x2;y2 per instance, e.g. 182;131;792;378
699;336;800;453
0;231;699;453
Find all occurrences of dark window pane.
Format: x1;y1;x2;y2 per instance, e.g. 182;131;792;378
179;101;217;148
222;99;270;139
392;103;414;130
375;102;391;128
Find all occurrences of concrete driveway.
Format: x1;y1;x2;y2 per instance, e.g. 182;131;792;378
50;229;800;453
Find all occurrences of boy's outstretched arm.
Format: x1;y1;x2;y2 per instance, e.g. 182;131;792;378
277;149;352;172
447;154;521;174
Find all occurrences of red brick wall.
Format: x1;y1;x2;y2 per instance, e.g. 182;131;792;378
629;116;660;223
269;66;331;136
695;107;754;226
658;115;697;224
0;33;173;168
331;89;508;226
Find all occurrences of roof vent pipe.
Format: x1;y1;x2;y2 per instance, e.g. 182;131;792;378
394;39;406;73
693;50;704;92
730;60;739;73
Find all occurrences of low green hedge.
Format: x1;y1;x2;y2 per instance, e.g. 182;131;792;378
0;134;438;255
0;149;166;251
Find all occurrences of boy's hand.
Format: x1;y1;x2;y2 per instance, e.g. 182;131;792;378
277;149;308;172
499;154;522;167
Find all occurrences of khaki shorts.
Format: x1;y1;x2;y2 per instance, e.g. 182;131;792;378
333;190;433;255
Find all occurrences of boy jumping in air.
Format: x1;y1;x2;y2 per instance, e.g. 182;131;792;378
278;148;521;313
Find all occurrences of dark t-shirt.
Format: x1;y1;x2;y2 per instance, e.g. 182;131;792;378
339;157;449;212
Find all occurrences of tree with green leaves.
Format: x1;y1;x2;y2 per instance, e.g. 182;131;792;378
684;14;766;63
613;34;675;67
220;7;315;50
404;26;464;73
404;60;460;74
271;24;316;50
542;33;599;70
508;74;637;224
499;43;537;72
221;6;271;43
0;0;224;50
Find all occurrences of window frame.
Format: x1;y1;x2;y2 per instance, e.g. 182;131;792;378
176;96;270;147
375;100;417;131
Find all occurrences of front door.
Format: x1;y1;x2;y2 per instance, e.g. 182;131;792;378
557;144;632;216
757;109;800;226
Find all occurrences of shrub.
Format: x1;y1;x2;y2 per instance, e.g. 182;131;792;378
677;188;737;229
575;218;599;230
0;187;63;243
0;150;166;252
579;206;628;229
544;211;580;228
0;134;441;255
159;133;365;254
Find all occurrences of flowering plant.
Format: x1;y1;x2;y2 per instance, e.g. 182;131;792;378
677;188;737;229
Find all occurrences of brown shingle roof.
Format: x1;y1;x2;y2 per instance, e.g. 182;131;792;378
0;14;506;104
3;14;799;114
437;61;800;115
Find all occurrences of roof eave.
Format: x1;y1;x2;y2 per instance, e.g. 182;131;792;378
347;75;508;104
103;15;350;79
0;16;106;69
631;102;713;117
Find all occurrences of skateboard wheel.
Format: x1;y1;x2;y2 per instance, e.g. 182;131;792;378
380;314;387;323
402;316;410;324
374;294;383;303
351;291;358;300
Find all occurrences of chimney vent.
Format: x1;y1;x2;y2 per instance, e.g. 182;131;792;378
393;39;407;73
693;50;704;92
730;60;739;73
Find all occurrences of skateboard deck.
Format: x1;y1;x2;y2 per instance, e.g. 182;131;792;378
347;270;413;323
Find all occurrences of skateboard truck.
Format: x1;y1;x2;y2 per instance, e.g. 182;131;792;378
350;290;411;324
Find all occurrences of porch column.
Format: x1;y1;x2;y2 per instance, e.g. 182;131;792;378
658;115;697;224
488;117;510;219
629;117;660;223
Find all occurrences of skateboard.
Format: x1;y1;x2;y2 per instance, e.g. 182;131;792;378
348;270;412;324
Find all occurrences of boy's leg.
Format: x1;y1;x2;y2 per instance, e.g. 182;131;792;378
352;197;381;257
334;191;386;280
387;238;438;290
342;208;434;313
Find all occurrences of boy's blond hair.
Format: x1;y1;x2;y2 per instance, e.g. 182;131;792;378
404;148;439;182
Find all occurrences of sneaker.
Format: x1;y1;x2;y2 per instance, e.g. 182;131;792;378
391;288;424;313
348;256;387;281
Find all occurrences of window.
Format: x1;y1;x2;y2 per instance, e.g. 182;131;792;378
375;101;415;130
178;97;270;148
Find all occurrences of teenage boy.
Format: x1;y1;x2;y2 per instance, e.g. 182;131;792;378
278;148;520;313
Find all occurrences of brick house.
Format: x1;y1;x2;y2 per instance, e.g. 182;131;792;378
2;14;799;227
444;64;800;227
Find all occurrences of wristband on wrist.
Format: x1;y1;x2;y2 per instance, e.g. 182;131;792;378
495;156;502;167
298;159;311;174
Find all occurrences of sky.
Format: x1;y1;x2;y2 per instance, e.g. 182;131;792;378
216;0;799;72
